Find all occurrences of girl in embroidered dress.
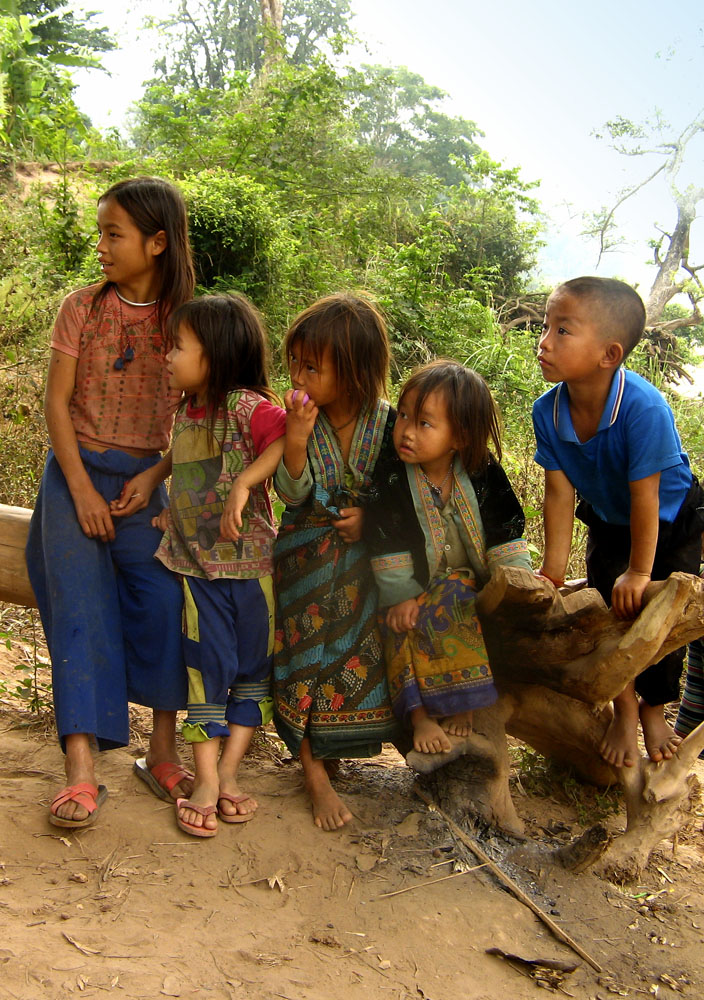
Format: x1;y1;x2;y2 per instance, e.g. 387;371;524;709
26;177;196;827
273;294;398;831
366;360;532;756
152;294;286;837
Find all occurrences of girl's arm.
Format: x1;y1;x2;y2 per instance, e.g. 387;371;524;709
282;388;317;480
611;471;660;619
540;468;575;586
221;437;286;541
110;451;173;519
44;349;116;542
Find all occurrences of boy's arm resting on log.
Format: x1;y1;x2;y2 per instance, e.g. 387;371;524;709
611;472;660;620
540;468;575;585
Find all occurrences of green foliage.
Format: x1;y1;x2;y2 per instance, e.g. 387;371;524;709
0;1;113;155
0;615;52;714
180;168;295;300
144;0;354;91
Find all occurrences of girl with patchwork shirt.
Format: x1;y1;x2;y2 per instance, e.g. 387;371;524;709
366;360;532;757
153;294;286;837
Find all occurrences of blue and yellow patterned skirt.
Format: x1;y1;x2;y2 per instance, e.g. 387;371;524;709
383;570;497;723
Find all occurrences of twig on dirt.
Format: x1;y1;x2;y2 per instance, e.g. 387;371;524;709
376;863;488;898
413;785;604;974
656;867;674;884
62;931;101;956
347;876;355;899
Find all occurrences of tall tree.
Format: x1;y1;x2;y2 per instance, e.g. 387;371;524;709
0;0;114;150
585;112;704;333
145;0;352;90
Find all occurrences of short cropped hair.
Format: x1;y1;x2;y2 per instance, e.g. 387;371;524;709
283;293;390;411
557;276;646;358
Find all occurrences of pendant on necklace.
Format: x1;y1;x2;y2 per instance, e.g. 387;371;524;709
114;344;135;370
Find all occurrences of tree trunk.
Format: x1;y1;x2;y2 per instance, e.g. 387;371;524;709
411;567;704;879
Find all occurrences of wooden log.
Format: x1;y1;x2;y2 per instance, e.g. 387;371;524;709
0;504;36;608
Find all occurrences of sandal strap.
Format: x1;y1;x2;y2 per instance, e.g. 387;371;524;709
149;761;194;796
176;798;217;818
51;782;100;815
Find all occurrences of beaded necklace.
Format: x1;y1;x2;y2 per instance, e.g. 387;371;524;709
113;290;159;370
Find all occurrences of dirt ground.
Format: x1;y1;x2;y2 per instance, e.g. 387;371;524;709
1;632;703;1000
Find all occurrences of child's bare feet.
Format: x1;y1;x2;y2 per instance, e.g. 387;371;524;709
300;741;352;830
441;711;473;737
411;707;452;753
599;689;640;767
639;701;682;762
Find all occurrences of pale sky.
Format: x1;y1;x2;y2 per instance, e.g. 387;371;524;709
72;0;704;296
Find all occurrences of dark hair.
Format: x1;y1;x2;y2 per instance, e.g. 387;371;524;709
398;359;502;473
169;293;277;438
557;276;646;358
93;177;195;328
283;293;389;411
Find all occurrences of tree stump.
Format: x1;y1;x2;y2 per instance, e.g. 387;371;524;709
412;567;704;879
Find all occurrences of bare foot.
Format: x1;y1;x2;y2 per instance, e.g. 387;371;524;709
300;743;352;831
176;777;219;834
53;734;97;822
639;701;682;762
600;692;640;768
441;711;473;737
412;715;452;754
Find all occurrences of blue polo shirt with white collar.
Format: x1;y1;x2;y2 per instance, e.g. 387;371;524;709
532;368;692;525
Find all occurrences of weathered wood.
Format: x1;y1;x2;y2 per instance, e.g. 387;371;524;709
417;567;704;879
0;504;36;608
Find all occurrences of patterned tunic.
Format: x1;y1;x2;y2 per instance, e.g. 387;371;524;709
272;400;399;758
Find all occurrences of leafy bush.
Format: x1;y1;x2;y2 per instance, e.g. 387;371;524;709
180;168;296;304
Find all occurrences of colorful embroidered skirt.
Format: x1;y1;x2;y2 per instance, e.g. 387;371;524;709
273;500;398;758
383;571;497;722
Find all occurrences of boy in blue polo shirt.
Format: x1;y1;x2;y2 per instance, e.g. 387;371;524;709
532;276;704;768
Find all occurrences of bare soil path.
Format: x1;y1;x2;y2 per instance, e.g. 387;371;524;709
0;635;703;1000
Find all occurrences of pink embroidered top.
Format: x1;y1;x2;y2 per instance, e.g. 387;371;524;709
50;283;181;452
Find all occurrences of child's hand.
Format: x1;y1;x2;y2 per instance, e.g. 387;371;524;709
334;506;363;543
284;388;318;444
611;569;651;619
221;480;250;541
151;507;171;533
111;469;156;518
386;598;420;633
74;485;115;542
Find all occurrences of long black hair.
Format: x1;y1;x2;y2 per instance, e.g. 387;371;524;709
93;176;195;328
169;293;278;439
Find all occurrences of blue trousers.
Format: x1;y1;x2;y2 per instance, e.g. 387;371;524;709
181;574;274;742
26;448;187;751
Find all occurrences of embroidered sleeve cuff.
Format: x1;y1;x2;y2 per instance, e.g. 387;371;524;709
274;458;313;506
487;538;533;572
371;552;424;607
